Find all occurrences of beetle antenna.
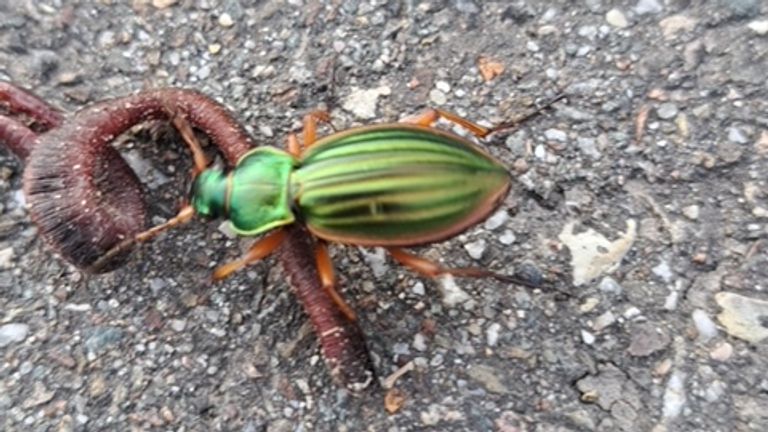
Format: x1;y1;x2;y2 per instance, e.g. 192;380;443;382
88;205;196;273
487;93;567;136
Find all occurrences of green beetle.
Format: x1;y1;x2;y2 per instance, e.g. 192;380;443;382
193;124;509;247
95;106;551;320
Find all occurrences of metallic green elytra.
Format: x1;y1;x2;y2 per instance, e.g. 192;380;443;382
192;124;510;245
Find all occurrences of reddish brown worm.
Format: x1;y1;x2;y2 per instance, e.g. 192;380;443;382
0;82;376;394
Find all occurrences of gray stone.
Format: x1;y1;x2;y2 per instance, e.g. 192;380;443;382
85;327;124;355
0;323;30;347
634;0;662;14
656;103;678;120
467;364;509;394
544;128;568;142
464;239;486;260
627;322;671;356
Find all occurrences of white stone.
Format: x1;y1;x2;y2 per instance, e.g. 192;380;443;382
662;371;686;420
0;323;30;347
606;9;629;28
748;20;768;35
342;86;391;119
464;239;486;260
438;275;470;307
691;309;718;342
484;210;509;230
558;220;636;286
486;323;501;347
715;292;768;343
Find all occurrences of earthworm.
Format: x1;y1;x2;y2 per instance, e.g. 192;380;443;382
0;82;376;393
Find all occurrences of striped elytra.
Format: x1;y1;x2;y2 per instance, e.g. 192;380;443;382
291;124;511;246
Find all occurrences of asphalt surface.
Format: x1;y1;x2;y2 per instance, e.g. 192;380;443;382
1;1;768;431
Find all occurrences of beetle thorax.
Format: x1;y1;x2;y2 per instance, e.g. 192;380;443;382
192;148;297;236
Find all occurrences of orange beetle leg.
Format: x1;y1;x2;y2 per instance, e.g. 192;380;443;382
287;133;301;157
401;94;565;139
302;110;333;149
212;228;288;281
169;112;209;174
386;247;540;288
400;109;492;138
315;241;357;322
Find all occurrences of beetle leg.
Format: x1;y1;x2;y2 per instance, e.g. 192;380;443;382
386;247;541;289
169;111;209;174
302;110;334;148
401;109;492;138
212;228;288;281
402;94;565;139
315;241;357;322
89;205;196;272
287;133;301;157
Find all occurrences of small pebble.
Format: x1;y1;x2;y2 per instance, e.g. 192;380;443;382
727;126;749;144
753;207;768;218
464;239;486;260
499;230;516;245
218;13;235;28
577;26;597;39
623;306;641;319
152;0;177;8
343;86;391;119
544;128;567;142
662;371;686;420
0;247;14;269
412;282;425;296
726;0;760;19
467;364;509;394
659;15;698;38
486;323;501;347
709;342;733;362
439;276;470;307
579;297;600;314
628;322;671;357
430;354;444;367
715;292;768;343
429;88;447;105
599;277;623;295
169;319;187;332
634;0;662;14
581;330;596;345
691;309;718;342
0;323;30;347
652;260;674;283
484;210;509;231
692;252;708;264
748;20;768;35
593;311;616;331
435;80;451;93
413;333;427;351
682;205;700;220
656;102;678;120
258;125;274;137
606;9;629;28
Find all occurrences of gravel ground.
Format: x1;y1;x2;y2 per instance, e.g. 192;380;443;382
2;1;768;431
